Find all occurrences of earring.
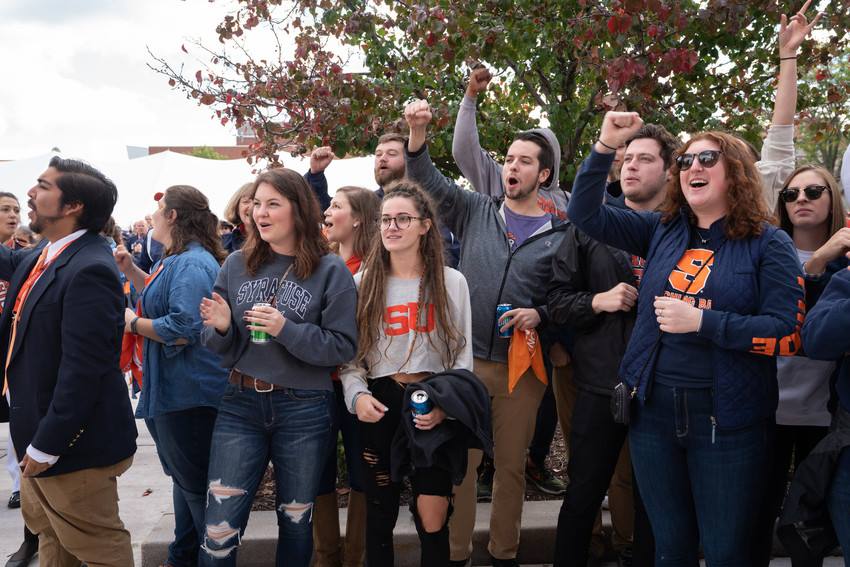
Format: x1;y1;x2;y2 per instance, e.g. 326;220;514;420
353;223;359;228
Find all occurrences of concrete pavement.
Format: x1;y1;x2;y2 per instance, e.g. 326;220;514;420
0;399;174;566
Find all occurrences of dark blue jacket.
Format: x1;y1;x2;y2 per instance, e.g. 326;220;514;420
0;232;137;476
568;149;804;430
803;267;850;414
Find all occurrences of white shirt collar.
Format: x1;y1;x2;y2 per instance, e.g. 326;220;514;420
45;229;87;263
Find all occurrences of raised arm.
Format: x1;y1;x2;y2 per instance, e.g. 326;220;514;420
304;146;335;212
405;99;479;237
759;2;823;205
567;112;659;258
452;66;505;198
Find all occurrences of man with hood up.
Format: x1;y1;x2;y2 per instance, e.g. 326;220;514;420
454;65;569;504
404;99;568;567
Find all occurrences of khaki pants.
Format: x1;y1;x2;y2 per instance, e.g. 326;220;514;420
450;358;547;561
552;363;634;552
21;456;134;567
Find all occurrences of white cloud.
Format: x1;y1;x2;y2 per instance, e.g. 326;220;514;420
0;0;239;163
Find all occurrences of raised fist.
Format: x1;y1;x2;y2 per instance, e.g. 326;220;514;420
466;66;492;98
598;112;644;153
404;99;433;131
309;146;336;174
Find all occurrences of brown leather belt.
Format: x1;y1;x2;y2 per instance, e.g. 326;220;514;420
229;369;282;393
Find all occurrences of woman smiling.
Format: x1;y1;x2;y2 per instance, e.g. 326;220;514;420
199;169;357;567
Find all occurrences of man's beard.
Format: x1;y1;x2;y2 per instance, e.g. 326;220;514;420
624;179;666;204
374;167;404;188
29;211;62;235
505;181;537;202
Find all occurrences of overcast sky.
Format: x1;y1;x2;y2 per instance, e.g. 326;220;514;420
0;0;243;163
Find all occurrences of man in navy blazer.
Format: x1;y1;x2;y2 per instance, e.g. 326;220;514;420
0;157;137;566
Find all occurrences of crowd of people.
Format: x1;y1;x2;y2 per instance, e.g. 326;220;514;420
1;4;850;567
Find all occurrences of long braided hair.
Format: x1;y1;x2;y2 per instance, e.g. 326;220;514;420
354;181;465;371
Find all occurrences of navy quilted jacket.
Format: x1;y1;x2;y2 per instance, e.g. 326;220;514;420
568;149;805;430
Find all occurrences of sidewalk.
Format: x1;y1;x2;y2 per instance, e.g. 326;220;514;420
1;411;846;566
0;405;174;566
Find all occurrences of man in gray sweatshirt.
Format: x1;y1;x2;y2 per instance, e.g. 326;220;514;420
452;66;569;220
404;99;568;567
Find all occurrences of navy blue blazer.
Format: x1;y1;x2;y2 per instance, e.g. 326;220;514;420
0;232;137;476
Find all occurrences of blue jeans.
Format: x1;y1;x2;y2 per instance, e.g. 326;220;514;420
317;380;364;495
146;406;218;567
200;383;334;567
630;385;769;566
828;446;850;557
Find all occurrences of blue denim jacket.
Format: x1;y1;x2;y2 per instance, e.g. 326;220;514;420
136;242;228;419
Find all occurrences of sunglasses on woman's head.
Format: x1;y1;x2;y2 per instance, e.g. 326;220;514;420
676;150;723;171
779;185;830;203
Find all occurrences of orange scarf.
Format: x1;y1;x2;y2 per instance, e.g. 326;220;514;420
119;264;165;389
507;329;548;394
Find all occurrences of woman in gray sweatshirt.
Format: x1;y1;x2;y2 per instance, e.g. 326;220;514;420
198;168;358;567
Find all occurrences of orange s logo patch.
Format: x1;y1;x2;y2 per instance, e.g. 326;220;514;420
668;249;714;295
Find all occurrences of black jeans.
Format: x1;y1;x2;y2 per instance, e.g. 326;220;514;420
529;379;559;467
359;377;453;567
554;389;654;567
753;423;829;567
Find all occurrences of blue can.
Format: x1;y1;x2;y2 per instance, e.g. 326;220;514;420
410;390;433;415
496;303;513;338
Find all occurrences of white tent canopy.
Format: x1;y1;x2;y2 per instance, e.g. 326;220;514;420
0;151;377;227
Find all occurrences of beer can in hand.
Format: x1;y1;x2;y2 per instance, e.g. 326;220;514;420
410;390;433;416
496;303;513;338
250;302;272;344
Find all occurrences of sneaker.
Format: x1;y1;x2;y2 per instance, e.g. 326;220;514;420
7;491;20;509
617;547;634;567
477;465;493;502
478;464;495;502
525;460;566;495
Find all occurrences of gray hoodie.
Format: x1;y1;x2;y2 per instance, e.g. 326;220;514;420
453;94;569;220
405;144;568;363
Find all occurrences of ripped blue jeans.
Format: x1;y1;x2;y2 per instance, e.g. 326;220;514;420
200;382;334;567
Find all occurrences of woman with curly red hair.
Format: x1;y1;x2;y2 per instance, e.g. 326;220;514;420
566;112;804;565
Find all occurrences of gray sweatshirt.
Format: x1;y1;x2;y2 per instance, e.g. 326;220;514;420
453;94;569;220
406;144;568;363
201;251;358;390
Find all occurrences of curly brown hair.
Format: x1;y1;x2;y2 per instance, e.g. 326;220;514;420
355;181;465;370
660;131;774;239
160;185;227;264
242;169;329;278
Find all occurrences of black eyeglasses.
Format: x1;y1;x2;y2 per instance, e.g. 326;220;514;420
380;214;425;230
779;185;830;203
676;150;723;171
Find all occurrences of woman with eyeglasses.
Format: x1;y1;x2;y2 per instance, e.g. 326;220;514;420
199;169;358;567
567;111;804;566
340;181;473;567
766;165;849;548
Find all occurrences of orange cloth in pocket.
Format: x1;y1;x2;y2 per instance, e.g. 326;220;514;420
507;329;548;394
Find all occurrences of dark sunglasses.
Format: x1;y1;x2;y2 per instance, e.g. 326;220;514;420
676;150;723;171
779;185;830;203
